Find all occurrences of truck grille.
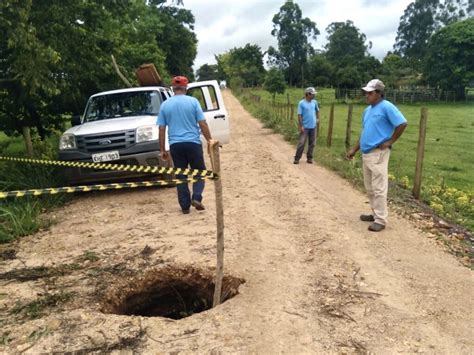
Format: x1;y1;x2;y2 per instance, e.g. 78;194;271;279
76;130;135;153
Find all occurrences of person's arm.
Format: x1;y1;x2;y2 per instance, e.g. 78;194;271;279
316;110;321;136
379;122;407;149
297;114;304;133
346;139;360;160
198;120;212;142
158;126;169;161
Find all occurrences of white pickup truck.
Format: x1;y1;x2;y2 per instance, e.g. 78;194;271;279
58;80;229;184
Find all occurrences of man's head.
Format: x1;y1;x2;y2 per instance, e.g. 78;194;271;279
362;79;385;105
305;87;317;99
171;76;189;93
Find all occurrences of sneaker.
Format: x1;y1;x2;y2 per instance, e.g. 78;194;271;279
368;223;385;232
182;209;190;214
307;159;313;164
293;160;299;164
360;214;375;222
191;200;205;211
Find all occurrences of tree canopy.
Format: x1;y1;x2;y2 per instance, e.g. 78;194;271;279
394;0;470;69
268;0;319;86
0;0;198;143
423;17;474;98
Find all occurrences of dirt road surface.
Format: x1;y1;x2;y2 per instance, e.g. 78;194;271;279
1;91;472;353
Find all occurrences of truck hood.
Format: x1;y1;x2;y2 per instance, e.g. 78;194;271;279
64;115;157;136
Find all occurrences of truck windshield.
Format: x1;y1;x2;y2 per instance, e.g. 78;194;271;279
84;90;161;122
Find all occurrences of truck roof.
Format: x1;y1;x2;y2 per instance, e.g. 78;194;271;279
90;86;168;98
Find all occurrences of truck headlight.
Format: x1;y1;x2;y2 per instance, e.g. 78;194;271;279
59;134;76;150
136;125;158;143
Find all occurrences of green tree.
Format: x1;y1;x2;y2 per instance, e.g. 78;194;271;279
264;68;286;99
0;1;197;154
423;17;474;99
306;53;334;87
196;64;219;81
215;44;265;87
394;0;470;69
324;21;379;88
268;0;319;85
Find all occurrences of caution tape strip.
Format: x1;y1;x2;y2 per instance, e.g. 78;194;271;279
0;177;208;199
0;155;217;178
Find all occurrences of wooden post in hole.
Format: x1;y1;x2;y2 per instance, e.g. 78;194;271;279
413;108;428;200
345;104;353;150
327;103;335;147
209;140;224;307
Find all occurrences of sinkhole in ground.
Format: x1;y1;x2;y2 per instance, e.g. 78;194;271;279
101;266;245;320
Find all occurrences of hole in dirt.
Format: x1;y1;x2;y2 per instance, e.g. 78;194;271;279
100;266;245;320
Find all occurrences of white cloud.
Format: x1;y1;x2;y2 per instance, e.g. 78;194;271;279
183;0;413;70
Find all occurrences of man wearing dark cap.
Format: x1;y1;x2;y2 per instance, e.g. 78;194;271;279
294;86;320;164
346;79;407;232
157;76;213;214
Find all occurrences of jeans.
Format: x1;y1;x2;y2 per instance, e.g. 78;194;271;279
170;142;206;210
294;128;316;161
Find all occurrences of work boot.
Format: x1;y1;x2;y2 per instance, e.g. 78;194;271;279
182;209;190;214
360;214;375;222
368;223;385;232
191;200;205;211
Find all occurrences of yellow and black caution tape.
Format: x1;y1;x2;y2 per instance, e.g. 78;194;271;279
0;177;208;199
0;156;217;179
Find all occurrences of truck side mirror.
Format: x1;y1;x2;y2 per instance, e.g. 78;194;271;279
71;115;82;126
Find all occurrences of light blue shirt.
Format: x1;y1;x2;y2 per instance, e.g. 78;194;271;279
360;100;407;153
157;95;205;145
298;99;319;129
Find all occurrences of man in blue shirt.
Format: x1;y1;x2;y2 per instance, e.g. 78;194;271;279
294;87;320;164
346;79;407;232
158;76;213;214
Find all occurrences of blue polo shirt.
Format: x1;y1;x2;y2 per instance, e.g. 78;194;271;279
360;100;407;153
157;95;205;145
298;99;319;129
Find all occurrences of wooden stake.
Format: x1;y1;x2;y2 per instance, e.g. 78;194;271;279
345;104;353;150
327;103;335;147
209;140;224;307
413;108;428;200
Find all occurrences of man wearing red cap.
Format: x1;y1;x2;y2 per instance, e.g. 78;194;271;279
158;76;213;214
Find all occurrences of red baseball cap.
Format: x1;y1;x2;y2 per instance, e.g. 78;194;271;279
171;76;189;87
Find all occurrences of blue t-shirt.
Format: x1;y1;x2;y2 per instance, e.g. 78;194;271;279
157;95;205;145
360;100;407;153
298;99;319;129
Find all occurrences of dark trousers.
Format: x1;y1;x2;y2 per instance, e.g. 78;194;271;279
170;142;206;210
294;128;316;161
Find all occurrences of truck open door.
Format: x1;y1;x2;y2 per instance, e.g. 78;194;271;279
187;80;230;144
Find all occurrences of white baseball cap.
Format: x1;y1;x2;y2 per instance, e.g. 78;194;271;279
362;79;385;92
305;87;317;95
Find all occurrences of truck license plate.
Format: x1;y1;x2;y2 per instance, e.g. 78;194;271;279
92;151;120;163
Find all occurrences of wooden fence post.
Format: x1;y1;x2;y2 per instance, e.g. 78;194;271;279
327;103;335;147
345;104;353;150
413;108;428;200
209;141;224;307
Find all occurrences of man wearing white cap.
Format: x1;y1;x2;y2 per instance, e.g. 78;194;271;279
346;79;407;232
293;87;320;164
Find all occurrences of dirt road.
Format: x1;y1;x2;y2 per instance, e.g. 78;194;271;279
1;91;472;353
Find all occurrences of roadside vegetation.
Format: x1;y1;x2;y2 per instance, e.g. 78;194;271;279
235;88;474;232
0;132;67;243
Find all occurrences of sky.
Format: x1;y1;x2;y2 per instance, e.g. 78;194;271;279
182;0;414;71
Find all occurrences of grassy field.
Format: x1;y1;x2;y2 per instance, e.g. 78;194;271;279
239;87;474;231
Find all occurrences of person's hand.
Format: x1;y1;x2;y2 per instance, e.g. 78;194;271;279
299;126;304;134
207;139;219;154
160;150;169;161
346;148;356;160
379;141;392;150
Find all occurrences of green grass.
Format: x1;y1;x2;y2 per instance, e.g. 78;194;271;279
0;131;68;243
238;88;474;231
